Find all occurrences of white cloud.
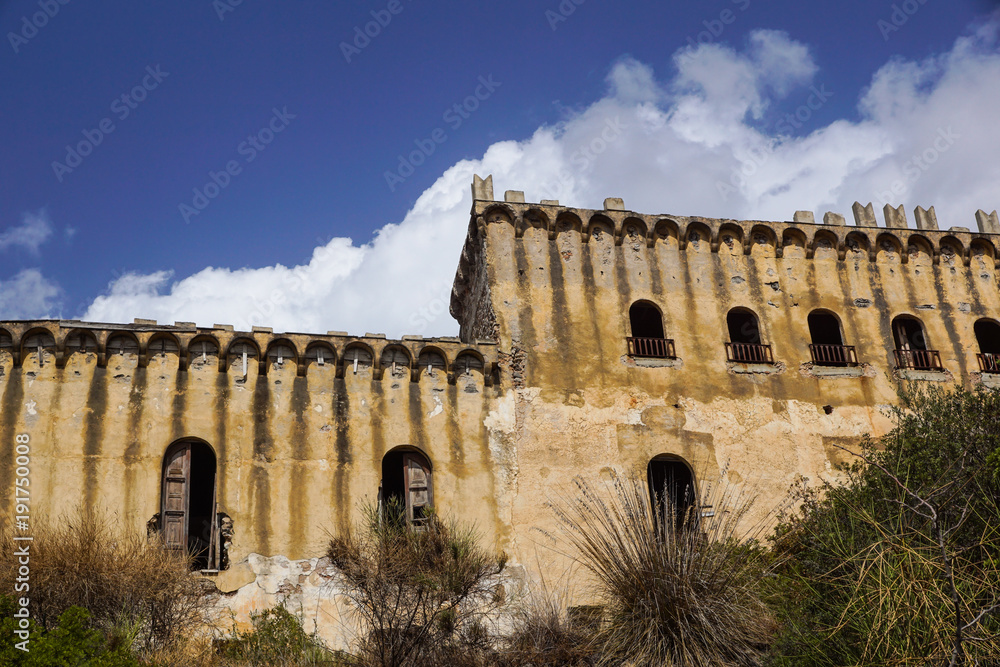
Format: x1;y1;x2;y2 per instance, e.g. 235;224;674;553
0;269;63;319
83;23;1000;338
0;211;53;254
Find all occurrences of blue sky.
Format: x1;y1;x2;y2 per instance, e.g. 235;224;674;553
3;0;1000;336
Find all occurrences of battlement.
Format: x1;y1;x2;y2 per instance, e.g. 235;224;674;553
451;174;1000;324
0;319;498;385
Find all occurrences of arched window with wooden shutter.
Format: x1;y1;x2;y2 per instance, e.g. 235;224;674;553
404;452;432;527
160;440;221;571
380;447;434;529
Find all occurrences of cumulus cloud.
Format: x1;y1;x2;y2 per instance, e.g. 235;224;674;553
0;269;63;319
0;211;53;254
84;23;1000;337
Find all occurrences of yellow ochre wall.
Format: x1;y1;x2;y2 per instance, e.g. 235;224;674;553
449;188;1000;575
2;180;1000;607
0;327;504;565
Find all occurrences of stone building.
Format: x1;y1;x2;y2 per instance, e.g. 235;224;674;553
2;174;1000;643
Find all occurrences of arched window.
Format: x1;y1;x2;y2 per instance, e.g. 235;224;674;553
647;456;696;532
161;440;221;571
807;311;858;366
726;309;773;363
892;316;942;371
627;301;675;359
974;318;1000;373
380;448;433;529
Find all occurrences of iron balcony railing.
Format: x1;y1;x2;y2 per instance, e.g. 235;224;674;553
978;352;1000;373
725;342;774;364
809;344;859;367
626;337;676;359
894;349;943;372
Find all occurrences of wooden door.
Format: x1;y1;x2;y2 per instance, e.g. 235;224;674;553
403;453;432;527
161;444;191;552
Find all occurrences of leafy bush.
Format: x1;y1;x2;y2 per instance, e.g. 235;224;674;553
327;500;508;667
217;604;338;667
552;472;779;666
0;511;211;654
0;596;140;667
770;385;1000;665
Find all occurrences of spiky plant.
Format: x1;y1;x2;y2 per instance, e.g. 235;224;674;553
551;472;779;666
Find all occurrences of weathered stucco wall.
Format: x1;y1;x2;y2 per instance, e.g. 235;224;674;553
0;325;504;567
3;179;1000;644
450;189;1000;578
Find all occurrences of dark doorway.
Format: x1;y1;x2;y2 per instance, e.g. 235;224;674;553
892;316;927;351
808;311;857;366
975;319;1000;372
975;319;1000;354
726;309;773;363
381;449;433;528
161;441;218;570
727;309;760;344
808;311;844;346
892;316;941;370
629;302;665;339
647;458;696;532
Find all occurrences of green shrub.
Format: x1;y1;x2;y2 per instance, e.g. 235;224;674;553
218;604;336;666
0;596;140;667
770;385;1000;665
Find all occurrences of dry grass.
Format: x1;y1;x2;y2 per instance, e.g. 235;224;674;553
0;510;212;655
551;473;780;667
498;577;597;667
327;502;507;667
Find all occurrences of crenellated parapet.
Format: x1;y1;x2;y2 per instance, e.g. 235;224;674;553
0;319;499;385
451;176;1000;324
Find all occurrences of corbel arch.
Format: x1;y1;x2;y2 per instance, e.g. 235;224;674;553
781;228;808;259
226;338;260;376
748;224;778;257
304;341;337;374
264;339;298;375
717;222;745;255
682;220;712;251
875;233;904;264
